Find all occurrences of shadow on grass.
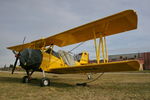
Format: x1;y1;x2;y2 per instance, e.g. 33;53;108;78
1;76;150;90
29;79;76;88
0;76;21;83
0;76;75;88
50;81;75;88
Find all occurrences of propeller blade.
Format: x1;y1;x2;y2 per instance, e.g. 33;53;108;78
12;50;17;55
12;55;19;74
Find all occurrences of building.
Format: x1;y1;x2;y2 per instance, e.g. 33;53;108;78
109;52;150;70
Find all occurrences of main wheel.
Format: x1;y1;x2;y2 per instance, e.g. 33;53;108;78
40;78;50;87
22;76;30;83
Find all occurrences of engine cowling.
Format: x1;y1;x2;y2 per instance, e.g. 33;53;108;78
19;48;42;70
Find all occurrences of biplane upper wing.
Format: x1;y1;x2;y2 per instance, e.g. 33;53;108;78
48;9;137;47
49;60;140;74
7;9;137;51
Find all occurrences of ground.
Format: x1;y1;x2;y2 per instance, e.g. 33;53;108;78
0;71;150;100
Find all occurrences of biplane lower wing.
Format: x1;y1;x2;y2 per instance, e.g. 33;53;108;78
49;60;140;74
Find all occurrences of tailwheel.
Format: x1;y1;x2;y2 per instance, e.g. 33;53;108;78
40;78;50;87
22;76;31;83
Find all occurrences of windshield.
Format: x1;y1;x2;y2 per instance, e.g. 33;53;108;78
45;48;60;58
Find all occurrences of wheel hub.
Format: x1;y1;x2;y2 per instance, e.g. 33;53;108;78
43;80;49;86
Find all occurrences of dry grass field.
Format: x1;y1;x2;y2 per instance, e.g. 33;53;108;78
0;71;150;100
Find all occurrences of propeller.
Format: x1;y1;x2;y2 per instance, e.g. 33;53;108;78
11;37;26;74
12;51;20;74
12;53;20;74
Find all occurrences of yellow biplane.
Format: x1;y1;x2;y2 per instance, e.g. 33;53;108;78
7;9;140;86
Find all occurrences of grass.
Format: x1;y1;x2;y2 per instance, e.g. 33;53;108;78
0;71;150;100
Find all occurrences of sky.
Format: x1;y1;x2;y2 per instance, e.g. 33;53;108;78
0;0;150;67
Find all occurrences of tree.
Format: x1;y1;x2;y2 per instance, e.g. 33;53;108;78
9;64;13;68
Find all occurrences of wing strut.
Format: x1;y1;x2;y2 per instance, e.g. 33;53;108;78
93;31;109;64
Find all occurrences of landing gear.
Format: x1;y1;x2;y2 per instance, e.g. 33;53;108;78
87;73;92;80
40;78;50;87
40;70;50;87
22;76;30;83
22;69;34;83
22;69;50;86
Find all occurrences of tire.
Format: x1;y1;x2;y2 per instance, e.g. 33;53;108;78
22;76;30;83
40;78;50;87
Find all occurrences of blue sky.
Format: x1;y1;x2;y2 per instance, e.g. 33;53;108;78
0;0;150;67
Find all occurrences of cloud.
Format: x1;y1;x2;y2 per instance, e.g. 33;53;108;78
0;0;150;67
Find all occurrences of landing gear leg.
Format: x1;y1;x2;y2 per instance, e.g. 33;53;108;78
22;70;34;83
40;70;50;87
22;76;30;83
87;73;92;80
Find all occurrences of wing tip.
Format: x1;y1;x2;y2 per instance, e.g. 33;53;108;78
127;60;140;71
